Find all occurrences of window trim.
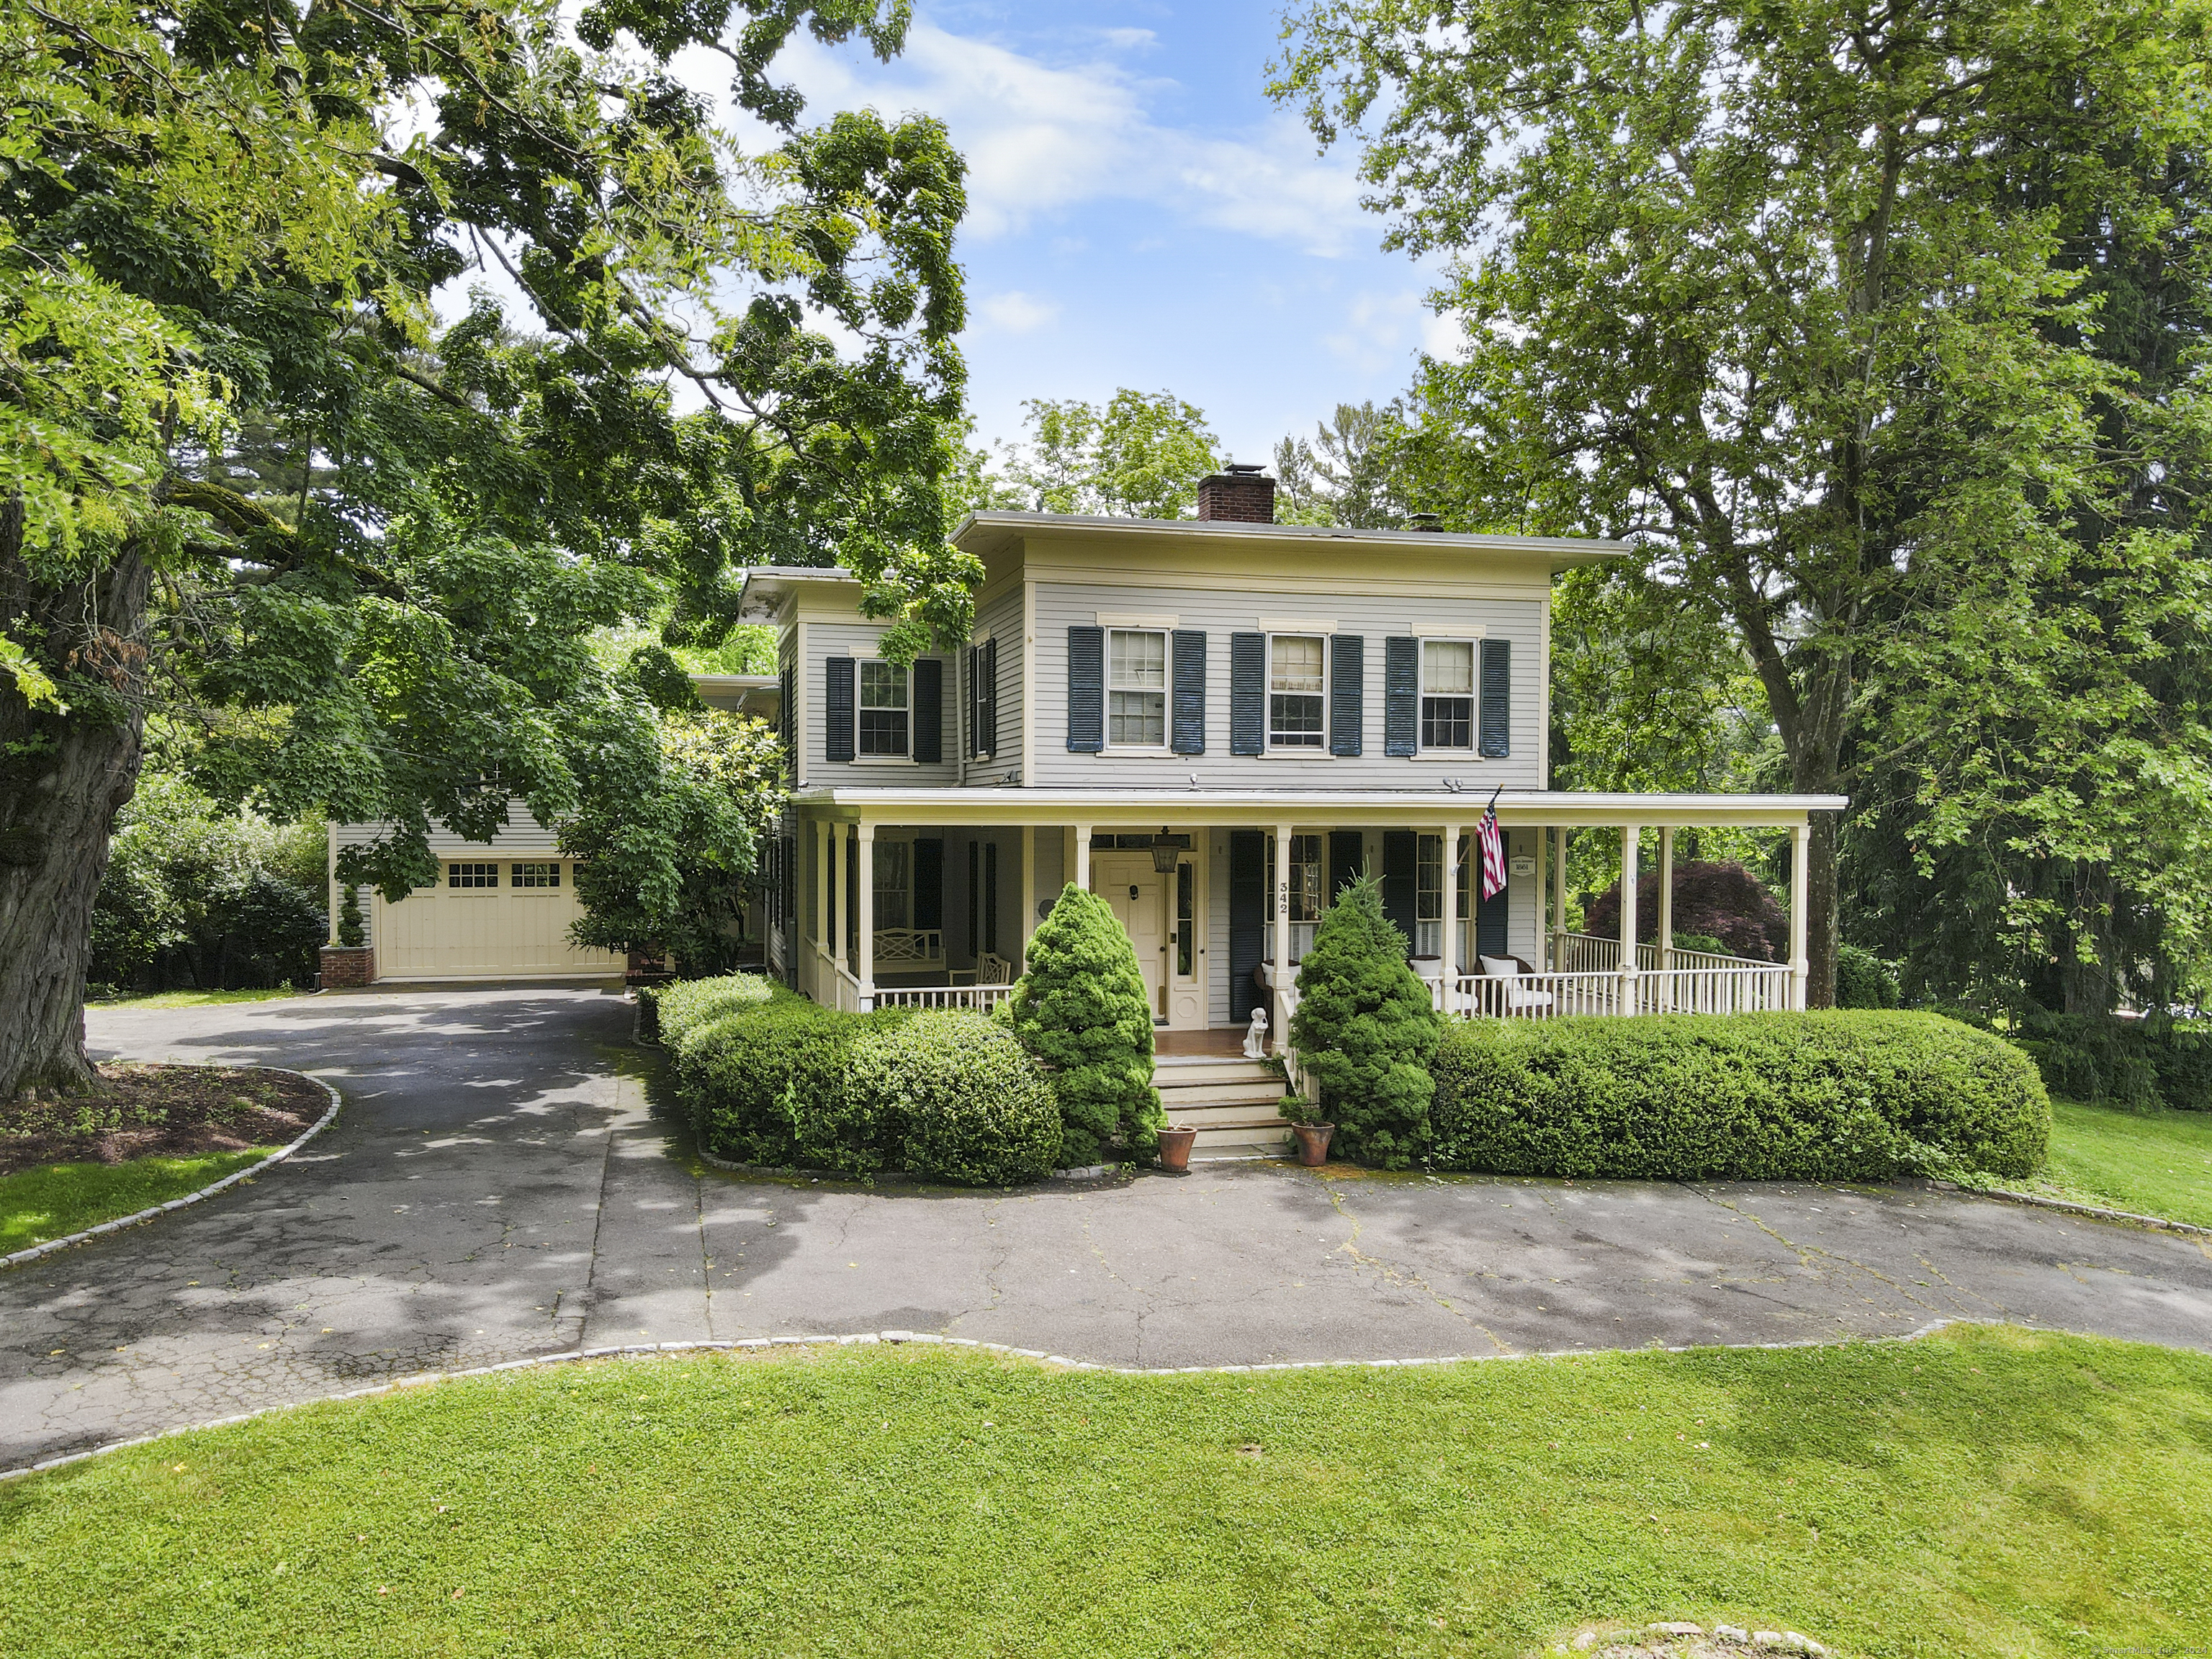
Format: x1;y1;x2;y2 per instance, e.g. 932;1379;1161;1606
1417;636;1479;755
1264;631;1330;753
1103;626;1171;754
857;657;912;760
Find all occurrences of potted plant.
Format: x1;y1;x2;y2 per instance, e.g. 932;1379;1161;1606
1280;1095;1334;1167
1156;1123;1198;1173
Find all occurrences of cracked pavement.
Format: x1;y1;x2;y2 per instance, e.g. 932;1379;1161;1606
3;986;2209;1468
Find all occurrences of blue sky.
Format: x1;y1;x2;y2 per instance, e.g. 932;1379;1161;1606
748;2;1455;467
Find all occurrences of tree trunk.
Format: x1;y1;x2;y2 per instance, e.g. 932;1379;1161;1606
2059;861;2120;1015
0;527;149;1100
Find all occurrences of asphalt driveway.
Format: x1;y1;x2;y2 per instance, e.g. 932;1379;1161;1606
1;986;2208;1470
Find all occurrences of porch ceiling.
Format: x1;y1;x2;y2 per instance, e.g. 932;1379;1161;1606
791;787;1848;830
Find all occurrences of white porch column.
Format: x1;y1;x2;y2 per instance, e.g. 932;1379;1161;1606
1020;825;1036;968
1551;825;1569;970
1273;821;1293;1053
1441;821;1462;1016
1619;825;1641;1013
856;822;876;1008
1656;825;1676;1012
816;821;830;947
1789;819;1811;1010
1074;823;1092;891
830;822;846;974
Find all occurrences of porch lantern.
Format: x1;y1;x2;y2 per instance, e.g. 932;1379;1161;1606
1148;829;1184;875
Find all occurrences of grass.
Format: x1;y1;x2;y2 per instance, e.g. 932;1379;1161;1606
1;1327;2206;1658
2016;1098;2212;1228
0;1149;276;1251
92;986;307;1010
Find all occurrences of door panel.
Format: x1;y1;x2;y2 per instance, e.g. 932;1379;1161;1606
1094;855;1168;1023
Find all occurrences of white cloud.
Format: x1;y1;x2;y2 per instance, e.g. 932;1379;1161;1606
976;290;1061;333
755;22;1371;255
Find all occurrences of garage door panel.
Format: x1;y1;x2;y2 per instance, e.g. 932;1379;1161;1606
372;861;623;979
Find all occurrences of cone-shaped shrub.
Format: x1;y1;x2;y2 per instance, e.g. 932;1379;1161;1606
1290;871;1443;1168
1010;883;1162;1165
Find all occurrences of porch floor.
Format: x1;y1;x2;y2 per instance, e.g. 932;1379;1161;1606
1154;1028;1252;1059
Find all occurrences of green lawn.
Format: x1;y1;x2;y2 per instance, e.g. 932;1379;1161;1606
2;1328;2205;1658
2025;1098;2212;1228
94;986;307;1010
0;1150;275;1251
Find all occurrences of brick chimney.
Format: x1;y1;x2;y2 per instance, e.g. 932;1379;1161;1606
1195;462;1275;523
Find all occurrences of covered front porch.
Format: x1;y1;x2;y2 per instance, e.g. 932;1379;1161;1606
778;788;1844;1051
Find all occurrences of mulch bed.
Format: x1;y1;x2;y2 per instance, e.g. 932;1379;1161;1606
0;1065;328;1177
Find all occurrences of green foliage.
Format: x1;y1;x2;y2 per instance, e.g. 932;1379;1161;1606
0;1150;276;1252
1271;400;1413;527
1009;885;1163;1166
562;709;786;968
1289;873;1443;1167
1835;945;1901;1010
660;977;1057;1185
2031;1097;2212;1228
2009;1013;2212;1114
336;886;364;950
91;774;324;992
1429;1012;2051;1182
997;390;1222;518
1274;0;2212;1009
852;1012;1061;1185
1673;932;1730;958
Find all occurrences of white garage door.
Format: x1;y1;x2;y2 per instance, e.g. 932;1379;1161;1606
372;858;625;980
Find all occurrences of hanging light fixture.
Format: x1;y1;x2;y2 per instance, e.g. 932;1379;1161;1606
1148;827;1184;874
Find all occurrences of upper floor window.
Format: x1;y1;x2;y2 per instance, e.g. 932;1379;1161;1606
1108;629;1167;748
859;660;909;757
1421;639;1475;750
1269;634;1326;749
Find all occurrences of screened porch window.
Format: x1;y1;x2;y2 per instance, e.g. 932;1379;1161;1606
1421;640;1475;750
1107;629;1167;747
1269;635;1326;748
873;839;911;930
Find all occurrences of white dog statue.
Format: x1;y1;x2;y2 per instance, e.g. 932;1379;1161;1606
1242;1007;1269;1060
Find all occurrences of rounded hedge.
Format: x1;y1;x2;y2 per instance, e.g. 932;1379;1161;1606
1428;1011;2050;1182
853;1011;1062;1185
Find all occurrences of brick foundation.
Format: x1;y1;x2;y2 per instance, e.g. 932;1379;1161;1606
318;945;376;988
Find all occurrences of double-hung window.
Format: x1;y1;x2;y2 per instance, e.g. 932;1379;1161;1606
858;660;909;757
1269;634;1326;749
1107;629;1167;748
1421;640;1475;750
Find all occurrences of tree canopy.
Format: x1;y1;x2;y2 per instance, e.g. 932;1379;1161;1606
0;0;975;1095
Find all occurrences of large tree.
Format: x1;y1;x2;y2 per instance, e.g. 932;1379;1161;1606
1;0;972;1097
1274;0;2211;1004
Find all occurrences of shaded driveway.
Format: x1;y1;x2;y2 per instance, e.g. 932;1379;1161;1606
1;986;2208;1468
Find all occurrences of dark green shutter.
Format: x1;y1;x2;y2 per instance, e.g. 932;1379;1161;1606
1476;883;1508;958
1229;829;1266;1020
1328;830;1363;904
1067;626;1105;752
1383;637;1419;757
1171;629;1206;754
982;638;999;757
1381;830;1418;950
779;662;795;783
914;838;943;930
1229;632;1264;755
825;656;855;763
913;658;943;763
1329;635;1363;756
1478;639;1511;757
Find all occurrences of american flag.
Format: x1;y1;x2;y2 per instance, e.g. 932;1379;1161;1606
1476;797;1507;900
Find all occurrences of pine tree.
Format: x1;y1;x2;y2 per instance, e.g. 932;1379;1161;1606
1290;872;1443;1167
1009;884;1163;1164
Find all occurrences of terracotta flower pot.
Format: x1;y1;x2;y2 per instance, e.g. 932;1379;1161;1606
1291;1122;1335;1167
1157;1125;1198;1174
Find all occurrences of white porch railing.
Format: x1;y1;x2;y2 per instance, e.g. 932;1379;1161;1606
871;983;1017;1012
814;942;866;1012
1442;963;1794;1019
1551;931;1773;974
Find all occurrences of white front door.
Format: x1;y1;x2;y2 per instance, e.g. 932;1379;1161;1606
1094;855;1169;1023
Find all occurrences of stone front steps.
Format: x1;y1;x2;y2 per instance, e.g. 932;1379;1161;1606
1154;1052;1291;1161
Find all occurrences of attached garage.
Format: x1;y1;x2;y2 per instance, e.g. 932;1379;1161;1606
330;815;624;984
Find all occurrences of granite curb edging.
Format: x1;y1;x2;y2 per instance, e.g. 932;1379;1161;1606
694;1148;1136;1186
1;1069;344;1271
1926;1179;2211;1238
0;1316;1972;1483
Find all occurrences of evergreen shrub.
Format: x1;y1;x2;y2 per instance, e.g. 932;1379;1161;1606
1835;944;1902;1009
855;1012;1061;1184
1010;884;1162;1165
2010;1012;2212;1112
1289;872;1443;1167
1429;1011;2049;1180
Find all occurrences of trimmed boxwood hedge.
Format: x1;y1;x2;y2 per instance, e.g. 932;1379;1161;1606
1429;1011;2050;1182
656;975;1061;1184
